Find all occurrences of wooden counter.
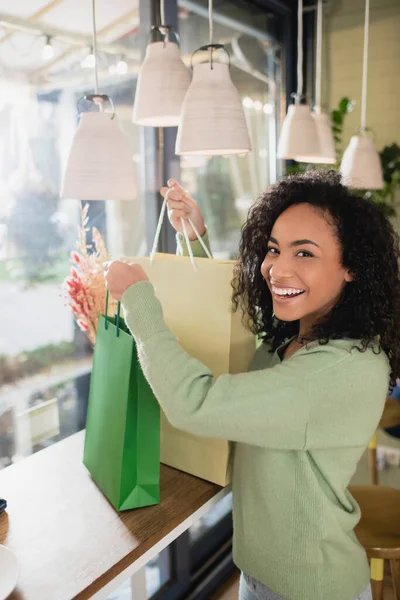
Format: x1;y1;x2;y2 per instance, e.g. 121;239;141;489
0;431;227;600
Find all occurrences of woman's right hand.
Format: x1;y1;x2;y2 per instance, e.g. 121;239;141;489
160;179;206;242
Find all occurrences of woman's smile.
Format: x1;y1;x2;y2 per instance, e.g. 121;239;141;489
270;283;306;303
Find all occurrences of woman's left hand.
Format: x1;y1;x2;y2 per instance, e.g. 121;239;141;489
104;261;149;301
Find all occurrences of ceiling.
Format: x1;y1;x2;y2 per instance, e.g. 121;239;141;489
0;0;140;87
0;0;326;90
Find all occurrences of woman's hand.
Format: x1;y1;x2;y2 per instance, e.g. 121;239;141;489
160;178;206;242
104;261;149;301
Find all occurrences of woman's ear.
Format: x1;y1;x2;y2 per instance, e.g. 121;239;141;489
344;269;354;283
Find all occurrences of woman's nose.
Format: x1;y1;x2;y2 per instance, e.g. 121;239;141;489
267;255;294;280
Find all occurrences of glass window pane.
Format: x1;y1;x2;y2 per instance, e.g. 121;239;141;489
0;31;145;469
146;547;172;598
105;579;132;600
105;548;172;600
189;492;233;544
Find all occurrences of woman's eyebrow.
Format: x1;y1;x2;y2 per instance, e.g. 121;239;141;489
291;238;320;248
269;236;320;248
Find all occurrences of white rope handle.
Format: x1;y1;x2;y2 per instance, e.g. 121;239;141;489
150;188;212;269
150;189;170;264
175;220;211;260
188;218;213;259
181;218;197;271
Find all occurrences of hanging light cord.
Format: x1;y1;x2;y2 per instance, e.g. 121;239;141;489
160;0;166;26
296;0;303;102
360;0;369;131
208;0;214;67
315;0;322;108
209;0;213;46
92;0;99;95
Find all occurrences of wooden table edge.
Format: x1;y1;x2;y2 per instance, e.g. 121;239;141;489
86;485;231;600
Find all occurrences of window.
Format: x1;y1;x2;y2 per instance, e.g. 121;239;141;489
0;26;144;470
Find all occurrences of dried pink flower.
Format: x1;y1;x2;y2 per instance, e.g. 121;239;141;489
63;202;117;345
77;319;89;331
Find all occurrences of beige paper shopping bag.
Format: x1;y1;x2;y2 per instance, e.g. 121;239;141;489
123;252;256;486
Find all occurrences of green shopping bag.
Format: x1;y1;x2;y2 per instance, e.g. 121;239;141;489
83;294;160;511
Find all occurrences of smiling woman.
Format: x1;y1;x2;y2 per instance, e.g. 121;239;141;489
103;169;400;600
233;169;400;371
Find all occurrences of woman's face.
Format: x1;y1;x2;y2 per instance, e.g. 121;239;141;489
261;203;353;333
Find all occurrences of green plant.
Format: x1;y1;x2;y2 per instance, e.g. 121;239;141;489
364;143;400;217
330;97;355;160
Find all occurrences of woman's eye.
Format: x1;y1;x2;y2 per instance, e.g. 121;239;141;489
297;250;313;258
267;246;279;255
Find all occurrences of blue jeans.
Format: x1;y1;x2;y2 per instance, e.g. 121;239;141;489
386;385;400;438
239;573;372;600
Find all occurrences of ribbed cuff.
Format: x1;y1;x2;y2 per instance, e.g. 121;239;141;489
121;281;168;343
176;228;211;258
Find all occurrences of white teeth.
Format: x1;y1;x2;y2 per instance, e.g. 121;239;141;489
272;286;304;297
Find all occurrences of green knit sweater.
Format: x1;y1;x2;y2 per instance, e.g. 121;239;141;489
121;235;390;600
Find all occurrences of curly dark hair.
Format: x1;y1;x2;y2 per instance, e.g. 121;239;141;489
232;169;400;380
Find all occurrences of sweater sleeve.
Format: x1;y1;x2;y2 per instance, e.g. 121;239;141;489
122;281;309;450
122;282;389;451
176;229;213;259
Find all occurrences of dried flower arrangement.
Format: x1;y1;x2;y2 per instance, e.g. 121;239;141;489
63;203;116;344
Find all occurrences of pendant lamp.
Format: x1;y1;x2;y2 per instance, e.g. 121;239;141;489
61;0;135;201
277;0;320;161
340;0;383;189
176;0;251;156
133;0;190;127
295;0;336;164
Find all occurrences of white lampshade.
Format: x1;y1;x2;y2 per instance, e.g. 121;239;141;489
176;62;251;156
61;112;136;201
133;41;191;127
295;108;336;164
277;104;320;161
340;133;383;190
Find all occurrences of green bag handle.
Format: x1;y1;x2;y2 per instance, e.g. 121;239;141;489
105;290;121;337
